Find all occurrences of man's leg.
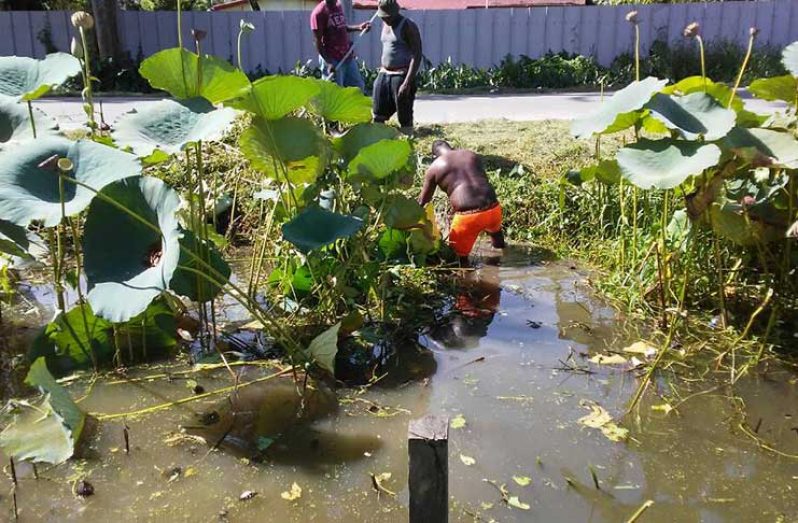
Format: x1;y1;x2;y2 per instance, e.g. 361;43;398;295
396;76;416;134
372;72;396;123
488;230;506;249
449;214;480;266
342;58;366;92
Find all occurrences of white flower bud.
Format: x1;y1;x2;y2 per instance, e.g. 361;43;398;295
71;11;94;30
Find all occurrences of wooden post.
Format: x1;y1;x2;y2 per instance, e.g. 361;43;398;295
91;0;122;62
408;415;448;523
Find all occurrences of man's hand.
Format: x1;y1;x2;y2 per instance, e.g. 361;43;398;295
359;21;371;32
327;63;336;76
397;80;411;100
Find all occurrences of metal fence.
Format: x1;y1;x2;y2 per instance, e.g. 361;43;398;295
1;1;797;73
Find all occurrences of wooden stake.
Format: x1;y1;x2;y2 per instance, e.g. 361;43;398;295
8;458;16;486
123;423;130;454
408;415;449;523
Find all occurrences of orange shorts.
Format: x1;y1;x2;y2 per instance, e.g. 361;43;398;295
449;204;503;257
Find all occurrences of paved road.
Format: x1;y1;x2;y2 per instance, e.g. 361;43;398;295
36;91;784;129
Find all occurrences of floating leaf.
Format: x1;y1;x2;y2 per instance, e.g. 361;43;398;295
749;75;797;103
348;139;412;180
651;404;674;414
0;94;58;144
83;177;182;322
307;80;372;124
646;92;736;141
722;127;798;169
0;53;81;101
333;123;400;163
226;75;320;120
281;207;363;253
588;353;627;365
783;41;798;77
459;454;476;466
0;137;141;227
112;98;237;157
480;502;494;510
281;482;302;501
622;341;657;358
451;414;466;429
170;230;231;303
507;496;531;510
240;116;329;185
579;401;628;442
513;476;532;487
383;194;425;229
139;48;249;104
617;139;721;190
571;77;667;139
306;322;340;374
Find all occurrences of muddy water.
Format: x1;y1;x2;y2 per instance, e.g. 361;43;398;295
3;245;798;522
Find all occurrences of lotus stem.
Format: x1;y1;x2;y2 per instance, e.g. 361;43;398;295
634;23;640;82
696;35;707;92
728;30;756;109
78;27;96;135
237;29;245;71
26;101;37;139
177;0;183;49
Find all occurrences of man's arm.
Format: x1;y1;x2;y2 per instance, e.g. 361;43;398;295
418;163;441;206
398;20;422;98
312;29;332;63
347;21;371;32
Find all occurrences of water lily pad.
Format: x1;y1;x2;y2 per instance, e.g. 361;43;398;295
83;177;182;322
139;48;249;104
306;322;340;374
749;75;797;104
0;137;141;227
171;230;231;303
281;207;363;253
0;94;58;144
722;127;798;169
646;92;736;141
571;77;667;139
112;98;237;157
0;53;81;101
307;80;372;124
226;75;320;120
333;123;400;163
348;139;412;180
783;41;798;77
240;117;329;185
617;139;721;190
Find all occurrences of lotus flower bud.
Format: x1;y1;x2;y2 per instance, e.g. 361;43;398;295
71;11;94;30
70;36;83;59
57;158;74;172
625;11;639;25
749;26;759;38
192;29;207;42
683;22;700;38
240;19;255;33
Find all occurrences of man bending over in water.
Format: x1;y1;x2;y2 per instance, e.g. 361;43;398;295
418;140;505;264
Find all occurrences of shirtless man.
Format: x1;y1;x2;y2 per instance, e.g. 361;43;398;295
418;140;505;264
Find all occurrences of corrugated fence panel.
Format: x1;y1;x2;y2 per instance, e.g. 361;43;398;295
2;1;797;71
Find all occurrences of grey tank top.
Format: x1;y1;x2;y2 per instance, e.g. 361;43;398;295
381;17;413;70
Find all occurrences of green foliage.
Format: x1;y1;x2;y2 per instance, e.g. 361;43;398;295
307;81;372;124
0;53;81;101
281;207;364;253
617;139;721;190
306;322;341;374
0;94;58;144
171;230;231;302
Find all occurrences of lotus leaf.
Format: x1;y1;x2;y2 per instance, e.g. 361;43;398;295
710;201;784;246
383;194;425;229
749;75;797;104
666;209;691;251
661;76;764;127
722;127;798;169
0;137;141;227
139;48;249;104
240;117;329;185
306;322;340;374
0;53;81;101
112;98;237;157
0;218;30;258
567;160;620;186
571;77;667;139
281;207;363;253
783;41;798;77
348;139;412;180
268;264;313;294
646;92;736;141
0;94;58;144
307;80;372;124
225;75;320;120
617;139;721;189
83;177;182;322
333;123;400;163
378;228;408;259
171;229;231;302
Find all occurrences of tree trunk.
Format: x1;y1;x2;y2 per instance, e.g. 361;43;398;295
91;0;122;62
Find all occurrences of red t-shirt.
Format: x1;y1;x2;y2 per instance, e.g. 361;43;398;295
310;1;351;62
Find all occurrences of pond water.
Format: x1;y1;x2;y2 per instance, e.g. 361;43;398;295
2;245;798;522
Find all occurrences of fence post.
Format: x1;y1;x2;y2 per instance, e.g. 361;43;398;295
408;415;449;523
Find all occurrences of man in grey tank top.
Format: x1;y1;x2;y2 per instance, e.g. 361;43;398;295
372;0;422;134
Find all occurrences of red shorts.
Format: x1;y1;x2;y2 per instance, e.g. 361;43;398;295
448;204;503;257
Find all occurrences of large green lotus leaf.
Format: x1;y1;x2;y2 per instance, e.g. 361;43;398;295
661;76;765;128
710;201;784;246
722;127;798;169
112;98;237;157
617;139;721;190
0;138;141;227
571;77;667;139
84;177;181;323
0;218;30;258
225;75;320;120
0;358;86;464
348;139;412;180
383;194;425;229
307;80;372;124
240;116;328;184
378;228;408;260
138;48;249;104
281;207;363;253
666;209;692;250
171;229;231;302
783;41;798;77
566;159;621;186
306;322;340;374
333;123;400;163
646;92;736;141
749;75;797;104
0;53;81;101
0;94;58;144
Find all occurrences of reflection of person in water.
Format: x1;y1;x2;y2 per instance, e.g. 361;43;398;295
430;266;501;349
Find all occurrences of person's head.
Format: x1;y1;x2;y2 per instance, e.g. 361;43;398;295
377;0;401;25
431;140;452;158
324;0;336;7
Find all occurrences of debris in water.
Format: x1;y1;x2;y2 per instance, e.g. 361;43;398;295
370;472;397;498
513;476;532;487
622;341;658;359
480;502;494;510
578;401;629;442
74;479;94;497
280;482;302;501
588;353;628;365
451;414;467;429
460;454;476;466
526;320;542;329
507;496;530;510
239;490;257;501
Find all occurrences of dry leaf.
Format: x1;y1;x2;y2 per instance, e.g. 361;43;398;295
280;482;302;501
513;475;532;487
460;454;476;466
652;403;674;414
622;341;658;358
508;496;530;510
589;353;628;365
451;414;467;429
480;502;494;510
579;401;629;442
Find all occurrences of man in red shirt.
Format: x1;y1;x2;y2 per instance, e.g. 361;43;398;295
310;0;370;91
